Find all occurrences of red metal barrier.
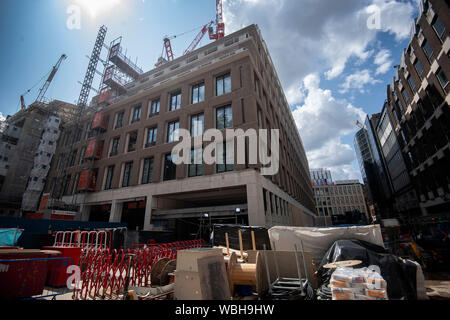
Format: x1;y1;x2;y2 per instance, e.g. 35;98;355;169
73;240;205;300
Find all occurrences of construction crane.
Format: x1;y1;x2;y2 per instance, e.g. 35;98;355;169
36;54;67;103
209;0;225;40
156;23;212;67
156;0;225;67
184;21;214;55
19;54;67;110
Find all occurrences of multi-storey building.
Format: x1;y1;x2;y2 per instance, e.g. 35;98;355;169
313;179;368;219
385;0;450;217
310;168;333;186
375;100;420;218
0;101;77;216
43;25;317;236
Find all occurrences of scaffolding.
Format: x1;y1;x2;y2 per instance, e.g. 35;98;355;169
48;26;143;218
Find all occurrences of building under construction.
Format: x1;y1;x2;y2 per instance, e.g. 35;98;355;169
41;24;317;237
0;101;78;217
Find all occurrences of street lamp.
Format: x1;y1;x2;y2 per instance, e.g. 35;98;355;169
235;208;241;224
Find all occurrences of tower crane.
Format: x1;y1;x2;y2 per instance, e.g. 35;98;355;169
36;54;67;103
209;0;225;40
155;0;225;67
20;54;67;109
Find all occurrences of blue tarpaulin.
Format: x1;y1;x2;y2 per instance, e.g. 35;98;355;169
0;228;23;246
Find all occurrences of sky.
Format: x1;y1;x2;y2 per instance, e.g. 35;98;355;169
0;0;421;181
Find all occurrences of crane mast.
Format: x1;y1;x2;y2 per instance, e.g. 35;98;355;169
36;54;67;103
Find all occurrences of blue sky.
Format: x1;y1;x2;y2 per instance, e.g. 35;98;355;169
0;0;420;181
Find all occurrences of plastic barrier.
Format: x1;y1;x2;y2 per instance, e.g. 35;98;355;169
73;239;205;300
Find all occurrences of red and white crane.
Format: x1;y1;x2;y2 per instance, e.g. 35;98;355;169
156;0;225;67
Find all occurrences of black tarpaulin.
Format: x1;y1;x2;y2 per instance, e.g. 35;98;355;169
318;239;418;300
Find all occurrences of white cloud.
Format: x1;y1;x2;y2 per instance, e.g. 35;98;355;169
340;69;381;94
374;49;393;74
371;0;417;41
292;74;366;179
224;0;416;100
0;112;5;122
223;0;416;179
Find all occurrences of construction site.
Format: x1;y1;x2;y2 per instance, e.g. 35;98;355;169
0;0;449;304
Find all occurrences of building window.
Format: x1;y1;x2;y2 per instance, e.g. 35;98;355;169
149;99;160;116
110;137;120;157
122;162;133;187
131;106;141;123
401;89;409;103
257;108;263;128
127;131;138;152
392;108;400;124
115;112;124;129
396;99;404;114
190;113;204;137
63;175;71;196
400;130;408;146
189;148;203;177
142;158;154;184
79;147;86;164
69;150;77;167
422;39;434;62
163;154;177;181
432;16;447;42
191;83;205;104
169;91;182;111
75;128;82;142
436;68;449;89
254;75;260;97
216;73;231;96
167;121;179;143
407;76;415;90
241;99;246;124
216;105;233;130
104;165;114;190
414;60;424;78
216;141;234;173
146;127;157;148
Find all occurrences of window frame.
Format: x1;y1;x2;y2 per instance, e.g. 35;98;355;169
188;148;203;177
104;165;115;190
127;131;138;153
422;39;434;62
216;73;231;96
149;99;160;117
169;91;182;111
131;106;142;123
110;137;120;157
432;15;447;42
190;113;204;137
167;121;180;143
141;157;154;185
145;127;158;148
163;154;177;181
115;111;124;129
216;105;233;130
191;82;205;104
122;162;133;188
436;68;449;89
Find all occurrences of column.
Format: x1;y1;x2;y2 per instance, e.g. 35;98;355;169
109;200;123;223
79;204;91;222
246;183;266;227
143;196;153;231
